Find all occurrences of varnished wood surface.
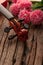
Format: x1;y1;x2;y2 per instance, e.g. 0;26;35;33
0;3;43;65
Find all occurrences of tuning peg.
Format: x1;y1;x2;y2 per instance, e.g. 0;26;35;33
23;24;29;29
18;19;24;23
4;26;13;33
8;34;17;40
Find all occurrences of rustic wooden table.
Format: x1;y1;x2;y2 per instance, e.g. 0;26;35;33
0;2;43;65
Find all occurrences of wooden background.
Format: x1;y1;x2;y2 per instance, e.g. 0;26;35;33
0;1;43;65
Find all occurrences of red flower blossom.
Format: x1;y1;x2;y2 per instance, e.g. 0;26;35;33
9;3;20;16
18;9;31;24
30;10;43;25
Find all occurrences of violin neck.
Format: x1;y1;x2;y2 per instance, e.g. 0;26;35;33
0;4;14;20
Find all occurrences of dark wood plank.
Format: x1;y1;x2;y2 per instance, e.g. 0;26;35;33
0;16;17;65
13;41;24;65
28;29;37;65
3;30;17;65
23;29;34;65
0;19;9;60
34;29;43;65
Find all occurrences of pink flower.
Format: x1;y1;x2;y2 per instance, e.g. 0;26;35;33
17;0;31;3
12;0;17;3
19;1;32;10
9;3;20;16
30;10;43;25
18;9;30;24
17;0;32;11
17;0;23;3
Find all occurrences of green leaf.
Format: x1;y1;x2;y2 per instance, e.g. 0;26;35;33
41;0;43;5
32;2;43;10
41;0;43;2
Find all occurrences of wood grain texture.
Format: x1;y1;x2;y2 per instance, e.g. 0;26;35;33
0;2;43;65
